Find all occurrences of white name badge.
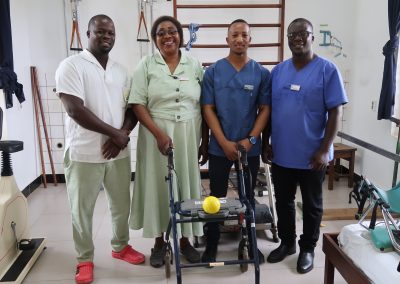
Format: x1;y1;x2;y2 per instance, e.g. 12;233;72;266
179;77;189;81
244;84;254;91
290;84;301;91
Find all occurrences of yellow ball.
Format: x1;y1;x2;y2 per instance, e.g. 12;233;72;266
202;196;221;214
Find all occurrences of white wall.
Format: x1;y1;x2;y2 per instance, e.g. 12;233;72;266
344;0;397;188
6;0;398;190
6;0;37;189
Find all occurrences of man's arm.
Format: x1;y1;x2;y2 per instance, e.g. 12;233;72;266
202;104;238;161
238;104;271;152
310;105;343;170
102;107;138;159
261;116;272;163
198;118;209;166
121;107;138;134
60;93;130;149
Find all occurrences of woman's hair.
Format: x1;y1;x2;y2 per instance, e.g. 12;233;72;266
151;15;184;48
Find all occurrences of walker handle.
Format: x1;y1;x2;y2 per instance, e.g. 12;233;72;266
166;147;174;170
238;144;248;167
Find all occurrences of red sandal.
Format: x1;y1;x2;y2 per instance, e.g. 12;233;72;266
75;262;93;284
112;245;145;265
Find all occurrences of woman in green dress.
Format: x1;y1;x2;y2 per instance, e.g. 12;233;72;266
128;15;208;268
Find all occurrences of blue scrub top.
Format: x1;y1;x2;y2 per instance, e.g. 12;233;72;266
201;58;270;157
269;56;348;169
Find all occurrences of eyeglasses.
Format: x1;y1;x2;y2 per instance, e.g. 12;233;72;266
287;31;313;40
156;29;178;37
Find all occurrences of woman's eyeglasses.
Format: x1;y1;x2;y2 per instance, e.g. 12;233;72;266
287;31;313;40
156;30;178;37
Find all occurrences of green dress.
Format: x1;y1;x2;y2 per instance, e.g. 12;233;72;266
128;52;204;238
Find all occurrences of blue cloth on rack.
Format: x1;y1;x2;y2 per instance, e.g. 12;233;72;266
185;23;200;51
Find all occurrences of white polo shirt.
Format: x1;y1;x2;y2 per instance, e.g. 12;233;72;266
55;49;130;163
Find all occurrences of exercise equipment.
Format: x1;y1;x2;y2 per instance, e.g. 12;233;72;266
30;66;57;187
350;176;400;272
0;107;46;283
254;163;279;242
69;0;83;51
136;0;150;43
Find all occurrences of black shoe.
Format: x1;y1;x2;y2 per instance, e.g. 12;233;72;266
180;243;200;263
297;251;314;274
266;243;296;263
201;243;218;263
150;244;167;268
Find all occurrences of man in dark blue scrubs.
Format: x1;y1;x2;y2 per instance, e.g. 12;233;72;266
201;19;271;263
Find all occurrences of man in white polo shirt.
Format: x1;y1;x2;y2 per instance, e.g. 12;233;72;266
55;14;144;284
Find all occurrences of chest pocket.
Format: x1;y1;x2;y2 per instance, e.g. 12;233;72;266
303;84;325;113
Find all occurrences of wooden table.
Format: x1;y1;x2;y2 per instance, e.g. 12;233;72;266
322;233;371;284
328;143;357;190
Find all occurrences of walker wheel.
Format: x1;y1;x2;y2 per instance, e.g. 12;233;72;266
239;246;249;272
164;250;172;278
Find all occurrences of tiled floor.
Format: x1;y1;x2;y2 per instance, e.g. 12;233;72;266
22;177;356;283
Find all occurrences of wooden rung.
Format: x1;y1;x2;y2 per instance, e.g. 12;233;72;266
202;61;280;67
177;4;282;9
187;43;280;48
182;23;282;28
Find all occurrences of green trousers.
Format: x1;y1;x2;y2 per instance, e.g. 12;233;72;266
64;151;131;262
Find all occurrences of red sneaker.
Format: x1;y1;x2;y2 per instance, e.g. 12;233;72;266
112;245;145;265
75;262;93;284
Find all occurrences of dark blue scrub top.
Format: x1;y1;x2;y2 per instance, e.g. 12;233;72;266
201;58;270;157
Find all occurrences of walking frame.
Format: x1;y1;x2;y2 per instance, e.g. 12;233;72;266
163;145;261;284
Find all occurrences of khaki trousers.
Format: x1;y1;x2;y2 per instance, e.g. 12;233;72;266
64;151;131;262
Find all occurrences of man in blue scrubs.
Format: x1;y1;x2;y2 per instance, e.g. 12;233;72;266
264;18;348;273
201;19;271;263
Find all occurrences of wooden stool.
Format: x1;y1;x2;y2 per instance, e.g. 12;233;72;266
328;143;357;190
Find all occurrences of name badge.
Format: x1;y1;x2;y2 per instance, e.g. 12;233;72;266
244;84;254;91
179;77;189;81
290;84;301;91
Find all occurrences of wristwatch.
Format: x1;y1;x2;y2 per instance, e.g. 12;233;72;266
247;135;257;145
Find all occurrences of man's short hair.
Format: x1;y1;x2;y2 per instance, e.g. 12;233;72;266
88;14;113;30
228;19;250;33
287;18;313;32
